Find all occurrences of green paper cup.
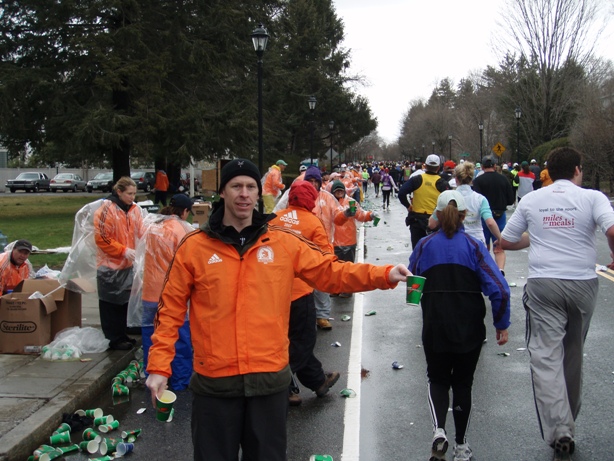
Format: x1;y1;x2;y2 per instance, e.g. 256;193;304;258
33;445;56;459
94;415;114;426
373;216;380;227
55;444;79;455
310;456;334;461
406;275;426;306
82;428;102;443
121;429;142;440
52;422;71;435
84;408;103;419
49;431;71;445
112;384;130;396
100;437;120;455
99;420;120;433
89;456;114;461
156;390;177;422
348;198;356;213
79;440;99;453
112;394;130;405
116;441;135;457
38;449;62;461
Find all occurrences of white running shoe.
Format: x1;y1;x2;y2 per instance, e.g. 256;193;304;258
429;428;448;461
453;442;473;461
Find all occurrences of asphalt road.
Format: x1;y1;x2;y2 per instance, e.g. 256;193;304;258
52;188;614;461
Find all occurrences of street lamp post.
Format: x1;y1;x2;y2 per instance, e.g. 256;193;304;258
329;121;335;173
308;95;316;166
251;23;269;213
432;141;435;154
448;134;452;160
515;107;522;164
478;121;484;163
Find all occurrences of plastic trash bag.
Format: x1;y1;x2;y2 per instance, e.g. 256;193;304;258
35;264;62;279
43;326;110;360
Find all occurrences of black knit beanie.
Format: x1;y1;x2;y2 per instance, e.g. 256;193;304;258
219;158;262;195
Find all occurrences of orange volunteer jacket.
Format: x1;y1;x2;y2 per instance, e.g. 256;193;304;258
148;226;397;379
333;197;373;247
154;171;169;192
142;216;192;302
263;165;285;197
94;198;143;270
0;251;31;294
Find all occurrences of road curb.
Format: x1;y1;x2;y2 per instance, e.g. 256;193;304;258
0;348;136;461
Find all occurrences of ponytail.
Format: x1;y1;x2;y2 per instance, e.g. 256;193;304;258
438;202;466;238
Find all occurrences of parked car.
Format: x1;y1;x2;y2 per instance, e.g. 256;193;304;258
130;171;155;192
86;172;114;193
5;172;51;193
50;173;87;193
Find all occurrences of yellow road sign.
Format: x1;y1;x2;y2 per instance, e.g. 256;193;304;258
492;142;506;157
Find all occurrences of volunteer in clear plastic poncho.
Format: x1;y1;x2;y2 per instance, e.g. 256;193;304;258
93;177;143;350
128;194;194;390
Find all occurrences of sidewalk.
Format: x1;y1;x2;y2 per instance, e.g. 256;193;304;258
0;292;138;461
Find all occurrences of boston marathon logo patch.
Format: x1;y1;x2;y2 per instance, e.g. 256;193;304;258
257;246;274;264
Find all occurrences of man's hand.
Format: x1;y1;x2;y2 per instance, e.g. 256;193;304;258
124;248;136;261
492;239;504;254
496;329;508;346
145;374;169;408
389;264;411;283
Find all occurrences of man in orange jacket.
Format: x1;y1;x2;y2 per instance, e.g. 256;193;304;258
153;169;170;206
263;159;287;213
0;239;33;294
146;158;410;461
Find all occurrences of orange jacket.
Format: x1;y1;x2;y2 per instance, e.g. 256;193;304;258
142;216;192;302
269;205;334;301
94;199;143;270
154;171;169;192
0;251;32;294
540;168;553;187
333;197;373;247
263;165;285;196
147;226;396;379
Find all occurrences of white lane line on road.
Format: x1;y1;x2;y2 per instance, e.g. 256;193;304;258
341;226;365;461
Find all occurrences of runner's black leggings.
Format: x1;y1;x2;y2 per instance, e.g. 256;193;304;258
423;343;482;445
382;189;392;207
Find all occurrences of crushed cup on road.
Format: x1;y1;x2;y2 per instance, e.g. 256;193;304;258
392;361;404;370
365;310;376;316
339;388;357;398
116;441;135;457
121;429;142;441
310;455;334;461
341;315;351;321
82;428;102;443
99;420;120;433
94;415;114;426
498;352;510;357
331;342;341;347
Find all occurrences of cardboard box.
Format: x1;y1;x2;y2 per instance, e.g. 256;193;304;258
192;202;212;226
15;278;95;340
0;292;56;354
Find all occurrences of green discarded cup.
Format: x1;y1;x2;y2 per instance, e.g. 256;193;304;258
94;415;114;426
373;216;380;227
84;408;104;419
100;437;121;456
121;429;142;440
112;384;130;397
49;431;71;445
406;275;426;306
310;455;334;461
156;390;177;422
55;444;79;455
339;388;357;398
38;449;62;461
99;420;120;433
82;428;102;443
79;440;99;453
88;456;114;461
52;422;71;435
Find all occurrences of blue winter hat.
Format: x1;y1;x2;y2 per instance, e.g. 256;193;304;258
304;167;322;188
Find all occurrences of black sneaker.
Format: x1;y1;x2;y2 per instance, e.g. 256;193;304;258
110;340;134;351
316;372;341;397
553;436;574;461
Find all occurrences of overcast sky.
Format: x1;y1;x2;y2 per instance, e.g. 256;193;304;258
333;0;614;143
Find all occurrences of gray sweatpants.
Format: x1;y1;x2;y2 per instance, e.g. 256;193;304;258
314;289;331;320
523;277;599;446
